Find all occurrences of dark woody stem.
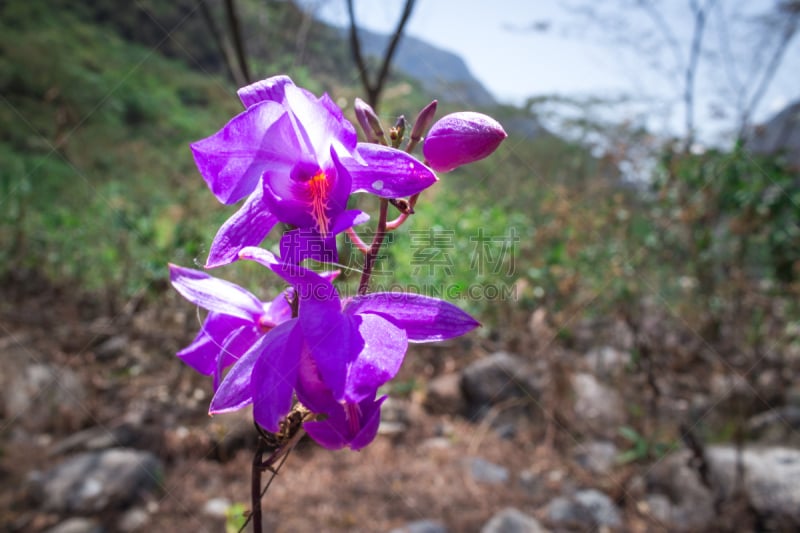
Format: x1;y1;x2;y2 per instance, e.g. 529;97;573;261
248;291;299;533
358;198;389;295
250;438;268;533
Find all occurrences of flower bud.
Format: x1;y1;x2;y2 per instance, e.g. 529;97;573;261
422;112;507;172
406;99;437;153
354;98;387;145
390;115;406;148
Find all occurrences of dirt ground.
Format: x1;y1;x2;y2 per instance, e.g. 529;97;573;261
0;271;761;532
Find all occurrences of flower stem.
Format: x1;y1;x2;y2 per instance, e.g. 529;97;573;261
386;193;420;230
345;227;370;254
358;198;389;295
250;438;268;533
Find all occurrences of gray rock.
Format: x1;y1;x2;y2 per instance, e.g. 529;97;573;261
461;352;540;415
746;406;800;446
574;440;619;475
571;373;624;431
203;497;231;518
117;507;149;532
547;489;621;529
574;489;622;527
481;507;546;533
644;451;716;531
49;414;153;456
547;496;594;528
389;519;449;533
4;363;87;432
93;335;128;361
708;445;800;527
466;457;509;485
44;518;104;533
28;448;163;513
584;346;630;378
425;373;464;415
379;397;410;435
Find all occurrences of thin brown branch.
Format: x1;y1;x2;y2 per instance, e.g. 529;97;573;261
683;0;716;150
347;0;372;103
197;0;244;86
374;0;417;108
224;0;251;84
346;0;417;110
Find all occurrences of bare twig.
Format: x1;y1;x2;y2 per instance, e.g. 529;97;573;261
346;0;417;110
198;0;244;86
223;0;251;84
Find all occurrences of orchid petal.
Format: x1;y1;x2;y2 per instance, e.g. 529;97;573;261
237;75;293;108
327;147;353;218
262;289;294;327
284;84;349;159
302;412;347;450
319;93;358;151
294;345;334;414
268;262;356;399
251;321;303;432
209;319;297;414
307;313;362;401
269;262;341;315
262;160;318;230
345;292;480;342
347;144;437;197
237;246;279;268
332;209;370;234
303;395;386;450
190;103;299;204
349;395;387;450
206;186;278;268
169;264;263;320
177;314;248;376
344;313;407;402
279;228;338;265
278;210;367;265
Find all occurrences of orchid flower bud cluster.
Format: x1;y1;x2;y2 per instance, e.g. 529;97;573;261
170;75;506;450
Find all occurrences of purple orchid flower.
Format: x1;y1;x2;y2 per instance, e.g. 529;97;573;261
422;112;507;173
168;264;292;390
190;76;438;268
207;246;479;449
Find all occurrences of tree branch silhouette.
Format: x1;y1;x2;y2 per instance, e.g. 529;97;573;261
223;0;251;85
347;0;417;110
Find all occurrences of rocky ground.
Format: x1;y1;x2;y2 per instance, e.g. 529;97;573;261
1;275;799;532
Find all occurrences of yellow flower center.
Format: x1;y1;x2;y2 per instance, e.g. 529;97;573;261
308;171;331;236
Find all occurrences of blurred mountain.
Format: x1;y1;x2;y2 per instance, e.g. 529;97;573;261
341;26;497;108
746;100;800;169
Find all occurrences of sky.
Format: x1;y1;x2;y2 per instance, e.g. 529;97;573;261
306;0;800;140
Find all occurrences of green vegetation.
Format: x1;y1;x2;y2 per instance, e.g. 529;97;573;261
1;0;797;346
0;1;243;294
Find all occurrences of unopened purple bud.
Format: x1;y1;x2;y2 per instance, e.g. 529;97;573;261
422;112;507;172
406;100;437;153
354;98;387;145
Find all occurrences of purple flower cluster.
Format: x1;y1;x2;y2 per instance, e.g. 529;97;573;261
171;75;505;450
